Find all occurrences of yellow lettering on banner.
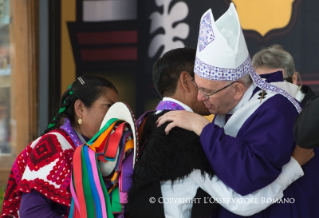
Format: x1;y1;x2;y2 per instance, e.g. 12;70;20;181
233;0;295;36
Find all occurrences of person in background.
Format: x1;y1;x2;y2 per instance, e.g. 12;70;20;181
252;44;315;106
294;93;319;149
1;75;118;218
0;97;10;153
128;47;311;218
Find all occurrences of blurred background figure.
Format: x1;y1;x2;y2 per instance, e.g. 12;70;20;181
252;44;315;106
0;96;9;154
294;93;319;149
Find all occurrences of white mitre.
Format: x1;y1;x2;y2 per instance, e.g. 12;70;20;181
195;3;250;81
194;3;301;113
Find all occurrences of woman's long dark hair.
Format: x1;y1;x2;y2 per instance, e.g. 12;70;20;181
42;75;117;135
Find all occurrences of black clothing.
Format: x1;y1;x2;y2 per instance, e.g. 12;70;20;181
294;93;319;148
300;85;316;106
127;111;217;218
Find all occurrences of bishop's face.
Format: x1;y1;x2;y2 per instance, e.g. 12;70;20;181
188;77;210;116
194;74;240;115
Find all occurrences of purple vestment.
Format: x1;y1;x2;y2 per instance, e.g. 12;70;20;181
200;73;319;217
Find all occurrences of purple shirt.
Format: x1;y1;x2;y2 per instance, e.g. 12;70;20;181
20;190;68;218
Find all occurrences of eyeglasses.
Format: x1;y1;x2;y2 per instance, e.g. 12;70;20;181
191;79;236;100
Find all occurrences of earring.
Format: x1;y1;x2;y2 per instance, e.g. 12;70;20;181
78;117;82;125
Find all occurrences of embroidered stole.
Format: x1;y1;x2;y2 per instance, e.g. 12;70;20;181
215;88;276;137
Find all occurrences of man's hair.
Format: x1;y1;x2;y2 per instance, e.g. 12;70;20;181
252;44;296;78
152;47;196;98
238;74;252;87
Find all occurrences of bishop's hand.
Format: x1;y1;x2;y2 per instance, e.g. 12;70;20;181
292;145;315;166
156;110;209;135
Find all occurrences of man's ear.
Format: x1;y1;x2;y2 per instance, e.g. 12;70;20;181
292;72;298;85
233;82;245;100
179;71;192;93
74;99;84;118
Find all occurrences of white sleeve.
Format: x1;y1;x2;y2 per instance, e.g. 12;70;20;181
190;157;304;216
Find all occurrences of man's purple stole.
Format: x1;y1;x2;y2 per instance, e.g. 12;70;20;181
136;100;185;129
155;100;185;111
135;100;186;161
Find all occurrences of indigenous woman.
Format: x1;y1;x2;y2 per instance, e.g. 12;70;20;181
1;75;118;218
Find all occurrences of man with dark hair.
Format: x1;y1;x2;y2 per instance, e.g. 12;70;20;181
127;47;308;218
153;47;198;96
152;47;210;115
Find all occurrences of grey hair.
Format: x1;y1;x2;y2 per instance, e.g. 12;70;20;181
238;73;252;87
252;45;296;78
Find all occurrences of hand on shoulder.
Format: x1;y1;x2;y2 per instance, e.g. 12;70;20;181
156;110;210;136
292;145;315;166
